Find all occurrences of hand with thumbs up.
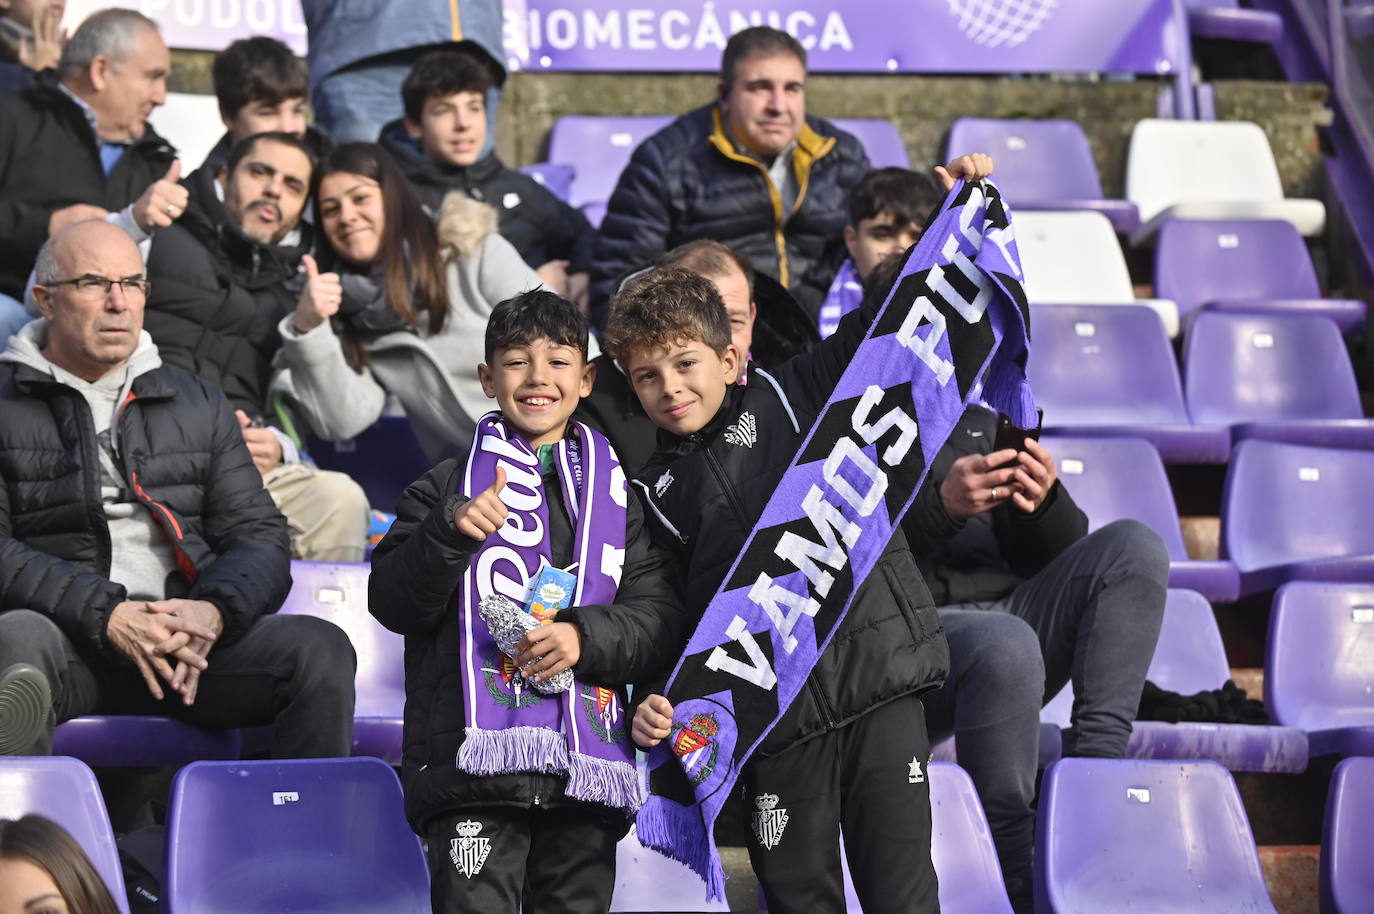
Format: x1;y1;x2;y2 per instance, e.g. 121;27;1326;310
130;160;190;232
454;465;510;541
292;254;344;334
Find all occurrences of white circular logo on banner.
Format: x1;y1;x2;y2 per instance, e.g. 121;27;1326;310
948;0;1058;48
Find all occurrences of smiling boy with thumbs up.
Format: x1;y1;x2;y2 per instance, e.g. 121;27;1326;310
369;289;688;914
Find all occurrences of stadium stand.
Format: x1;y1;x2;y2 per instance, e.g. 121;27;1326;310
1321;757;1374;914
546;114;674;217
51;716;240;769
304;413;434;515
830;118;911;169
1185;0;1284;44
520;161;576;203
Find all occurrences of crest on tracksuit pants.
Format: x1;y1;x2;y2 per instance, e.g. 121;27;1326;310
450;820;492;878
751;793;789;850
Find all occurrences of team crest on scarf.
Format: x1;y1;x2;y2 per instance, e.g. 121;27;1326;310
751;793;788;850
450;820;492;879
481;651;543;709
581;686;625;744
670;712;721;786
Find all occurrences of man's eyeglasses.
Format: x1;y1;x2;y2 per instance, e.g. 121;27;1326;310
46;275;152;299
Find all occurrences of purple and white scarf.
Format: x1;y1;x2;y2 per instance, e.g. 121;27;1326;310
455;414;642;813
817;257;863;339
635;180;1035;896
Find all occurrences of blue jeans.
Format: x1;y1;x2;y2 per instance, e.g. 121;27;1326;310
312;57;503;146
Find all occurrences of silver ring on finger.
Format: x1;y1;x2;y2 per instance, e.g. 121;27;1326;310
165;204;176;216
990;487;1001;500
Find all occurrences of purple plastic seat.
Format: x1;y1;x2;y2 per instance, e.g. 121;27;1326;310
1322;757;1374;913
831;118;910;169
1184;312;1374;450
1042;435;1240;600
307;414;435;514
945;118;1140;234
1155;219;1366;332
1028;304;1231;463
1221;441;1374;595
1035;758;1279;914
1185;0;1283;43
519;161;575;202
279;561;404;765
51;716;240;767
547;115;674;210
1267;582;1374;759
165;757;427;914
0;757;130;913
610;827;728;912
1042;589;1307;773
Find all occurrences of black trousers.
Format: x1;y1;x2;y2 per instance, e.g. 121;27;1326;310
424;803;627;914
741;693;939;914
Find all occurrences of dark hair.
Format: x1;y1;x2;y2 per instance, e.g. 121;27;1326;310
224;131;317;178
720;26;806;89
657;240;755;302
846;167;943;230
402;48;494;124
484;289;589;364
0;815;122;914
312;143;449;356
212;37;308;121
604;267;732;361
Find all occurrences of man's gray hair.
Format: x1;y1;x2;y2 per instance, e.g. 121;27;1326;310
58;8;160;81
33;234;64;287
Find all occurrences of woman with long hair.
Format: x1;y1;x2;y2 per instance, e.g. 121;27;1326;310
274;142;545;460
0;815;122;914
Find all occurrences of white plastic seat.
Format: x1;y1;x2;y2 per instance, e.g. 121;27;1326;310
1126;118;1326;243
148;92;225;172
1014;211;1179;336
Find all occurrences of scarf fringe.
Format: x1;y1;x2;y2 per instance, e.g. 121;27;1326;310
456;726;570;776
566;751;645;814
982;360;1038;430
634;796;727;901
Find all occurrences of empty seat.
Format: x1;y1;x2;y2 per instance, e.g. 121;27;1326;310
1322;757;1374;914
945;118;1139;233
52;716;240;768
1043;435;1240;600
1184;312;1374;449
165;758;428;913
519;162;575;202
1185;0;1283;43
1267;582;1374;758
1126;118;1326;243
830;117;910;168
1015;211;1178;335
1028;305;1229;462
1042;589;1308;773
0;757;129;913
546;115;674;212
1221;441;1374;594
279;561;404;765
611;826;728;912
1036;758;1279;914
307;413;435;514
1155;218;1365;332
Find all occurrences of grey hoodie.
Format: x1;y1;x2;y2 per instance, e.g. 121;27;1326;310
0;320;179;600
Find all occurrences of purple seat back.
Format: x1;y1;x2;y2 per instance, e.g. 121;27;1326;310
1266;582;1374;733
830;118;910;169
1221;441;1374;575
52;716;240;767
946;118;1103;201
1036;759;1277;914
1028;304;1191;427
1323;757;1374;914
1155;219;1319;320
1184;311;1364;425
307;415;433;514
519;162;575;202
165;758;428;913
0;757;129;913
547;115;674;209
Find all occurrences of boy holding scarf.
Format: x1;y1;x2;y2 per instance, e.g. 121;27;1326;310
369;290;688;914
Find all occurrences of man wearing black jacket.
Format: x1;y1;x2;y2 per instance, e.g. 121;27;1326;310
0;221;354;758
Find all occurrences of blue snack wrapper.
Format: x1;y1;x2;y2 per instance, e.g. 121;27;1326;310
526;564;577;623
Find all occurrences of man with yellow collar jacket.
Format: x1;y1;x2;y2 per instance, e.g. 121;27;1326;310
587;26;869;328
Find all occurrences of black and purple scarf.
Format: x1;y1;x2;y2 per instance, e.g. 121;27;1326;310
455;414;642;813
635;179;1035;895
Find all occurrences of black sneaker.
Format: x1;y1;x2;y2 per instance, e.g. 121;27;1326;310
0;663;51;755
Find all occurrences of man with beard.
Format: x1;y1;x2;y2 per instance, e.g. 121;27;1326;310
141;131;370;562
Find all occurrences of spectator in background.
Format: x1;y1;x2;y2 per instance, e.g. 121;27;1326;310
0;0;64;92
817;167;943;338
587;26;871;327
275;142;542;465
0;814;122;914
0;221;356;760
379;47;596;309
141;131;371;562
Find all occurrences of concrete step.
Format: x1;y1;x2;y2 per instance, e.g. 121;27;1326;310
1259;845;1320;914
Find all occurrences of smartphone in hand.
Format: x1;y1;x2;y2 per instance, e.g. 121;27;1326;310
993;408;1044;467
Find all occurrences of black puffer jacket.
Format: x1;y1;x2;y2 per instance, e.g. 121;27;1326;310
589;104;869;327
633;303;948;760
143;164;310;417
0;72;177;297
0;360;291;660
369;440;688;831
379;120;596;273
